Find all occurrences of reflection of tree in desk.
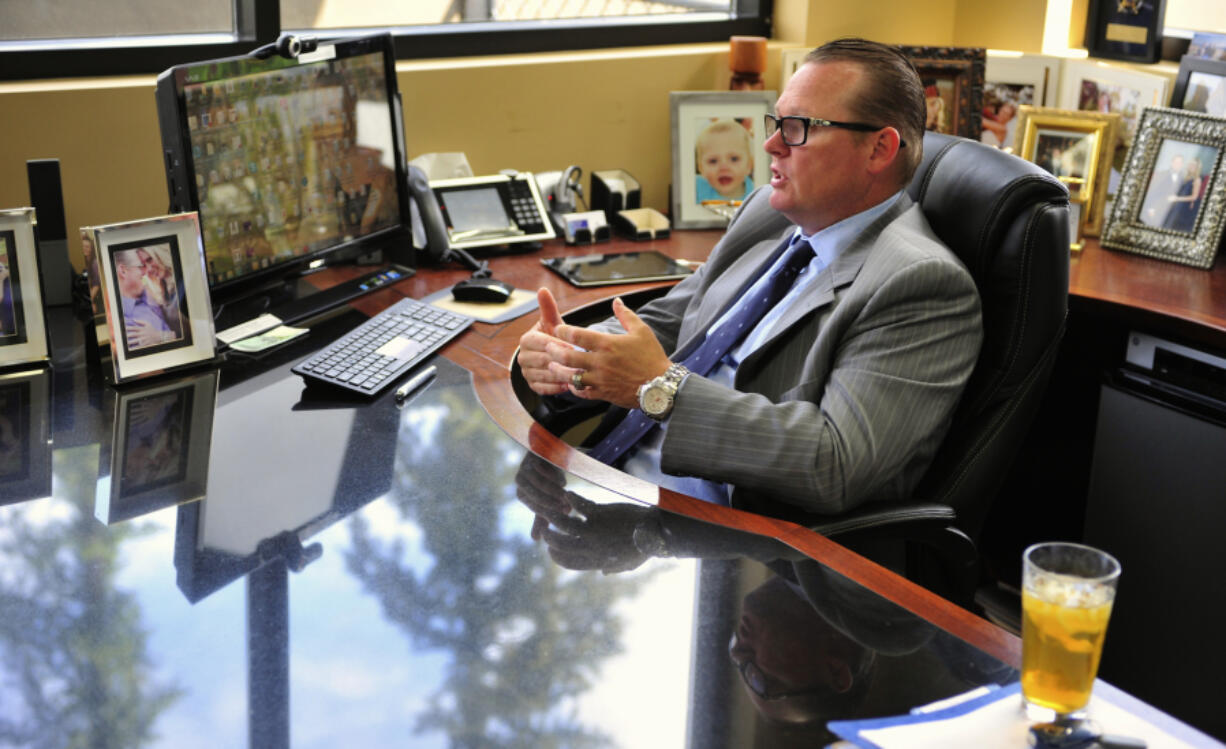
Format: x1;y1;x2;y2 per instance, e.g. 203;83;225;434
0;449;182;744
344;386;656;746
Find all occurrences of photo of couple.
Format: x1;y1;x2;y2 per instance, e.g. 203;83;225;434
1139;139;1220;234
110;240;192;356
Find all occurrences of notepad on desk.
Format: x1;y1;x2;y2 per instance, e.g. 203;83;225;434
827;682;1220;749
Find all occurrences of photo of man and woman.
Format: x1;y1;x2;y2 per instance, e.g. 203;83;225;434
694;117;756;204
1139;139;1220;234
109;238;192;356
0;232;26;345
1033;131;1093;183
980;82;1032;149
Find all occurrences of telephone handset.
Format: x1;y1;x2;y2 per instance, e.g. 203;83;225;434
407;165;450;262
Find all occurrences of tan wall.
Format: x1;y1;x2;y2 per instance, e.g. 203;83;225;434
0;0;1090;270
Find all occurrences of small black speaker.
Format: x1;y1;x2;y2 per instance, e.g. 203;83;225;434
27;159;74;306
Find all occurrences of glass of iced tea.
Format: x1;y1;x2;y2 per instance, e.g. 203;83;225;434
1020;541;1121;719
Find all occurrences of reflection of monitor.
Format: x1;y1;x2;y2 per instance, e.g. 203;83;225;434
154;33;415;327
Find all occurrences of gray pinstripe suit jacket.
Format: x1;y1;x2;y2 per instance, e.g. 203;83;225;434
597;185;983;517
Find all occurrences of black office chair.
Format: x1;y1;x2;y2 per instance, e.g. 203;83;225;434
519;132;1069;610
805;132;1069;608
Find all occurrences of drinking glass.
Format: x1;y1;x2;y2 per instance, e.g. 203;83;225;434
1020;541;1121;720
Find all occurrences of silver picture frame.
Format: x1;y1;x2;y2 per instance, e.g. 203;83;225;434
92;212;218;383
0;208;50;369
670;90;775;230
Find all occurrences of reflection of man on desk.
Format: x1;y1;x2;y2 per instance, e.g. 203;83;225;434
518;38;982;517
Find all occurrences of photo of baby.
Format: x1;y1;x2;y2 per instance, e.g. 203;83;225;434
694;117;755;203
110;239;192;357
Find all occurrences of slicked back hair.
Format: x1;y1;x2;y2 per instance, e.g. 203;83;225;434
805;38;926;185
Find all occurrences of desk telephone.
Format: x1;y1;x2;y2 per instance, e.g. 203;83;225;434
406;168;555;257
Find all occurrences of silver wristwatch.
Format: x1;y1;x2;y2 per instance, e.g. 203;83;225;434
637;363;690;421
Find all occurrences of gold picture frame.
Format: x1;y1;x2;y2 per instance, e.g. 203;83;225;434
1015;106;1120;237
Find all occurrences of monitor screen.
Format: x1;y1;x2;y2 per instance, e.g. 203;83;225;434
155;34;411;302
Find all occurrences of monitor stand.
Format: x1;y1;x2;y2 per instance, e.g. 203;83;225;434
213;263;414;334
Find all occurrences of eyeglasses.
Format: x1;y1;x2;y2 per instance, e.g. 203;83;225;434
764;114;906;149
728;630;825;701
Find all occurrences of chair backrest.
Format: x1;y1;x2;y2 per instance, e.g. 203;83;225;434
906;132;1069;540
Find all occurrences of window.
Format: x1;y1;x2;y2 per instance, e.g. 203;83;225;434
0;0;769;81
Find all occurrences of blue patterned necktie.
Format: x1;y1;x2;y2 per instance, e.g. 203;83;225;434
587;234;816;466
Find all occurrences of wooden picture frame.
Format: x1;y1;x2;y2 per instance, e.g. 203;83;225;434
1015;106;1120;237
0;208;50;370
1084;0;1168;64
1170;55;1226;118
901;45;986;141
92;212;218;383
670;90;775;230
1057;59;1169;146
95;369;218;525
1101;107;1226;269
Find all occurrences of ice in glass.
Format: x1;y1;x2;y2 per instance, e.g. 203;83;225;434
1020;542;1121;718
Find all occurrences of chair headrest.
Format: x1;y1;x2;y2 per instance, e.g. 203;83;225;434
908;132;1069;283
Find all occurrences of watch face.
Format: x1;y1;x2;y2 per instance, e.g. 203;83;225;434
642;385;671;416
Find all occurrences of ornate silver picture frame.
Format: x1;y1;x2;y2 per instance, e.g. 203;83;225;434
1101;107;1226;269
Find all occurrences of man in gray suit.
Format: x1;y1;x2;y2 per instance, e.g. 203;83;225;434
517;38;983;518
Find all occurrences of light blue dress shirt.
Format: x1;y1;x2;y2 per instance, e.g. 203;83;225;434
621;190;905;504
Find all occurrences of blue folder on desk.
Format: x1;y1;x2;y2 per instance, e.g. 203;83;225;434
827;681;1223;748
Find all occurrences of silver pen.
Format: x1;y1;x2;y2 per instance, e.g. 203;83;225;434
394;365;437;403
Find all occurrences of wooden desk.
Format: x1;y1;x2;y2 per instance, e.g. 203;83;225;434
1071;238;1226;350
5;236;1222;745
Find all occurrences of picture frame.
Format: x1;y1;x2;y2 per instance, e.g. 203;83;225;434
780;47;810;86
0;366;51;505
0;208;50;370
79;226;110;347
92;212;218;383
94;368;218;525
1170;55;1226;118
901;45;986;141
1014;106;1121;237
1101;107;1226;269
1083;0;1167;64
982;53;1064;150
1057;59;1170;146
670;90;775;230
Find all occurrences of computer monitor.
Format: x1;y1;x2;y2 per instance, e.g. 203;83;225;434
154;33;415;328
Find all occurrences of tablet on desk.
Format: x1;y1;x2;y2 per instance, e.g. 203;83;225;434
541;250;694;287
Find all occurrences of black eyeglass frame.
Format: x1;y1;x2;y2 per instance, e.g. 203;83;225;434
728;630;829;702
764;114;907;149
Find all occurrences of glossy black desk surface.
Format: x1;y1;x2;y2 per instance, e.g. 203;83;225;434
0;309;1020;748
